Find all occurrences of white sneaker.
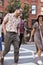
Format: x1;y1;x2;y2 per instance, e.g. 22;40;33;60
32;52;35;59
37;60;43;65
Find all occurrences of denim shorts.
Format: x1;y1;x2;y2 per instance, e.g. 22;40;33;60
0;37;2;51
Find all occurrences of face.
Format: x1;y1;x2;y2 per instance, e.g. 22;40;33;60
39;16;43;23
16;9;22;17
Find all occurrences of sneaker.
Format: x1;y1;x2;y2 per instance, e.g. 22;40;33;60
34;51;37;55
37;60;43;65
32;52;36;59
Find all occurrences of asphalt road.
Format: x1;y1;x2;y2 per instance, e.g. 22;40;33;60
2;43;43;65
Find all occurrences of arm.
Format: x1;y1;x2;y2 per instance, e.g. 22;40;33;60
2;14;8;36
29;28;35;42
2;21;7;36
18;27;20;36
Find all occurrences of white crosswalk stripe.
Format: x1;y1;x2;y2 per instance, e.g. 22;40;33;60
2;45;43;65
4;49;43;60
18;63;37;65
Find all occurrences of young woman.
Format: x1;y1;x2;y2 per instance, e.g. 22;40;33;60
29;15;43;65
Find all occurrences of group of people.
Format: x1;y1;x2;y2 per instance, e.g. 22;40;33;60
0;7;43;65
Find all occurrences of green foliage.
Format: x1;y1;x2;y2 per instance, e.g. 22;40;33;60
14;0;21;10
6;0;30;23
7;0;21;13
22;3;30;22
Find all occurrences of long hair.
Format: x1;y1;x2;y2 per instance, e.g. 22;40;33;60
36;15;43;23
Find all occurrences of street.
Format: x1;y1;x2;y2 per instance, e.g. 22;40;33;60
2;43;43;65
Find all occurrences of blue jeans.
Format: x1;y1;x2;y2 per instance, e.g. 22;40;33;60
0;37;2;51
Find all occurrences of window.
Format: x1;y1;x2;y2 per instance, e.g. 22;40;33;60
0;0;2;6
41;7;43;15
0;0;3;6
31;0;36;1
0;13;2;18
41;0;43;2
32;5;36;14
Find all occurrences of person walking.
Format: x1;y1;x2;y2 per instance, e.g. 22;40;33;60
2;8;22;65
19;18;24;48
0;19;3;65
29;15;43;65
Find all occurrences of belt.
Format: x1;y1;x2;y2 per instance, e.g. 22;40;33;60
6;31;17;34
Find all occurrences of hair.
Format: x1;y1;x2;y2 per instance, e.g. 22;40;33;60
37;15;43;23
0;18;3;24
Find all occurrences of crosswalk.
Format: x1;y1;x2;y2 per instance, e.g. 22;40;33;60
2;44;43;65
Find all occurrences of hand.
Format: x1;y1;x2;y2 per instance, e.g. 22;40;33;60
17;28;20;36
3;30;6;36
18;32;20;36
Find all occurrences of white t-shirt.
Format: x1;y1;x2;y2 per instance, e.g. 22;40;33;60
0;24;2;37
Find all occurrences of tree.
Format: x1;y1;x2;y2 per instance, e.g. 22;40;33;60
7;0;21;13
22;3;30;22
6;0;30;26
6;0;30;21
14;0;21;10
6;1;30;28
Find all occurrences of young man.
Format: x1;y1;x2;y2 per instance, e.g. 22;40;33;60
2;8;22;65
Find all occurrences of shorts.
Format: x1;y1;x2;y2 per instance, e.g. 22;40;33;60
0;37;2;51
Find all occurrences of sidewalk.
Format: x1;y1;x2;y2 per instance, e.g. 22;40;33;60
18;63;37;65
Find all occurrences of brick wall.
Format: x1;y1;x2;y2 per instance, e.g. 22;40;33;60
0;0;43;28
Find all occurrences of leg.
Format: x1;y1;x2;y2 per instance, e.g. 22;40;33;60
37;48;41;60
0;37;3;65
37;46;42;64
13;34;19;65
34;44;38;55
0;37;2;51
0;51;2;60
36;42;42;60
37;48;43;64
0;38;2;59
0;51;3;65
19;34;23;48
1;32;11;65
3;41;11;57
3;34;11;57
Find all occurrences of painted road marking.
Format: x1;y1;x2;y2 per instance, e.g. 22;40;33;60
18;63;37;65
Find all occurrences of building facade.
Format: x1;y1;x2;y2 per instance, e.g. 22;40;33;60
0;0;8;22
21;0;43;28
0;0;43;28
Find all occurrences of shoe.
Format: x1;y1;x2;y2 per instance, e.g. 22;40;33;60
1;57;4;65
34;51;37;55
37;60;43;65
32;52;35;59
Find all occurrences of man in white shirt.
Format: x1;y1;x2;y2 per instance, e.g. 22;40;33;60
2;8;22;65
